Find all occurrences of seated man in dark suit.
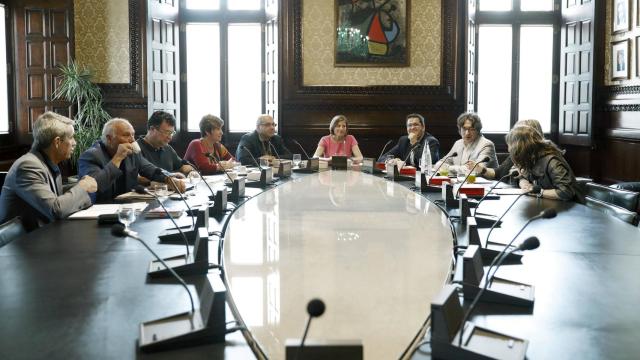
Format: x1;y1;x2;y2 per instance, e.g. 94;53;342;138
0;112;97;231
236;114;292;166
78;118;185;203
136;111;193;182
379;113;440;169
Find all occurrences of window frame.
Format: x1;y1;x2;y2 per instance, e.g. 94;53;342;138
0;1;16;144
473;0;560;145
179;1;266;141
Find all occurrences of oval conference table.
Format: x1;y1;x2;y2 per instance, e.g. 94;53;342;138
1;168;639;360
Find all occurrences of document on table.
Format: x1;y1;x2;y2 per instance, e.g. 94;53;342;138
68;202;148;219
490;188;528;195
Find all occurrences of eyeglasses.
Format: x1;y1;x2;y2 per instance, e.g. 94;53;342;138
260;122;277;128
461;127;477;133
154;127;177;137
406;122;422;128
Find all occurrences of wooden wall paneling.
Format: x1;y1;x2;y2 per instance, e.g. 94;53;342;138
14;0;73;146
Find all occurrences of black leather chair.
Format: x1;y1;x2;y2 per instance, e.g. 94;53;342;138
586;182;639;213
611;182;640;193
585;197;639;226
0;171;7;196
0;217;25;248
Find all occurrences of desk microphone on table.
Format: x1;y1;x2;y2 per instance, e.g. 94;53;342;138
455;156;490;198
485;185;542;244
268;141;282;160
163;174;196;230
133;185;190;258
111;223;195;314
291;139;312;159
428;151;458;183
377;140;393;162
485;208;555;286
398;143;420;173
458;236;540;347
240;145;260;167
296;298;326;360
474;170;519;212
183;160;216;199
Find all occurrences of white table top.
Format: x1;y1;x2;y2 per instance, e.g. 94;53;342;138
223;170;454;359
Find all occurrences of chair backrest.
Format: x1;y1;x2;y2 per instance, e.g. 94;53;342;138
586;182;639;212
585;197;639;226
0;217;26;248
611;182;640;193
0;171;7;196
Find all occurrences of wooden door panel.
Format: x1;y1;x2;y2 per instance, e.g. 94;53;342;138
15;0;73;144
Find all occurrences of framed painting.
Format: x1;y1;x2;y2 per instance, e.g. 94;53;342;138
611;39;629;80
613;0;630;33
335;0;409;67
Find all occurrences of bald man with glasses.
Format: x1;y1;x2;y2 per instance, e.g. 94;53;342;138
236;114;292;166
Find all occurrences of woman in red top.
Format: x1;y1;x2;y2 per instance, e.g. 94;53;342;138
184;114;235;174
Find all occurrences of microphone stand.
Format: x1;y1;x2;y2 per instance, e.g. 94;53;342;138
183;160;217;199
291;139;312;159
205;152;244;203
485;186;540;245
458;239;539;348
241;145;273;188
428;152;458;184
112;224;194;314
455;158;489;199
485;209;555;286
377;140;393;162
473;171;517;212
240;145;261;167
137;186;189;258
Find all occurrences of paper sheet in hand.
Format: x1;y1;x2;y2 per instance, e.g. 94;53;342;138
68;202;148;219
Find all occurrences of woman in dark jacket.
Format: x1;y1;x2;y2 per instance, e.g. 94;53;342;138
506;125;582;202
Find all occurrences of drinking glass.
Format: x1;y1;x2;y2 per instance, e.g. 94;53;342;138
293;154;302;167
467;171;477;184
259;158;270;169
117;205;137;230
151;183;169;200
439;163;450;177
187;171;202;185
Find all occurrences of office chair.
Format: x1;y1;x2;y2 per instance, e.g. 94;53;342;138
585;197;639;226
586;182;639;213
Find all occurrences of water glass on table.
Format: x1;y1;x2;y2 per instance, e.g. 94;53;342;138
293;154;302;168
117;205;137;230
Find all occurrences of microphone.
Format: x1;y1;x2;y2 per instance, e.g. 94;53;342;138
205;152;236;184
484;185;542;244
455;156;490;198
268;141;281;160
111;223;195;314
458;235;540;347
428;152;458;183
133;185;190;258
485;208;555;286
296;298;326;360
164;176;197;232
240;145;260;167
377;140;393;162
291;139;312;160
474;170;519;212
182;159;216;199
398;143;420;172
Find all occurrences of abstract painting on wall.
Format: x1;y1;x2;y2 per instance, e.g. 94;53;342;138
335;0;409;67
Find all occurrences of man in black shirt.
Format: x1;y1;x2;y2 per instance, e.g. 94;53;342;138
137;111;193;180
236;114;292;166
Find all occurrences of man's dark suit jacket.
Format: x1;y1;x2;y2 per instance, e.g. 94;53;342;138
78;141;166;203
379;133;440;168
236;131;292;166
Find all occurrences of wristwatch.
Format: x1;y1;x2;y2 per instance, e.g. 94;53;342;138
479;167;487;176
537;188;544;198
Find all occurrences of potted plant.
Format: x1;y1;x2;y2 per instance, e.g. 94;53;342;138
53;60;111;172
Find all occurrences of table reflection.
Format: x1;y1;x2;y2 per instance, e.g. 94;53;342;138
223;170;453;359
